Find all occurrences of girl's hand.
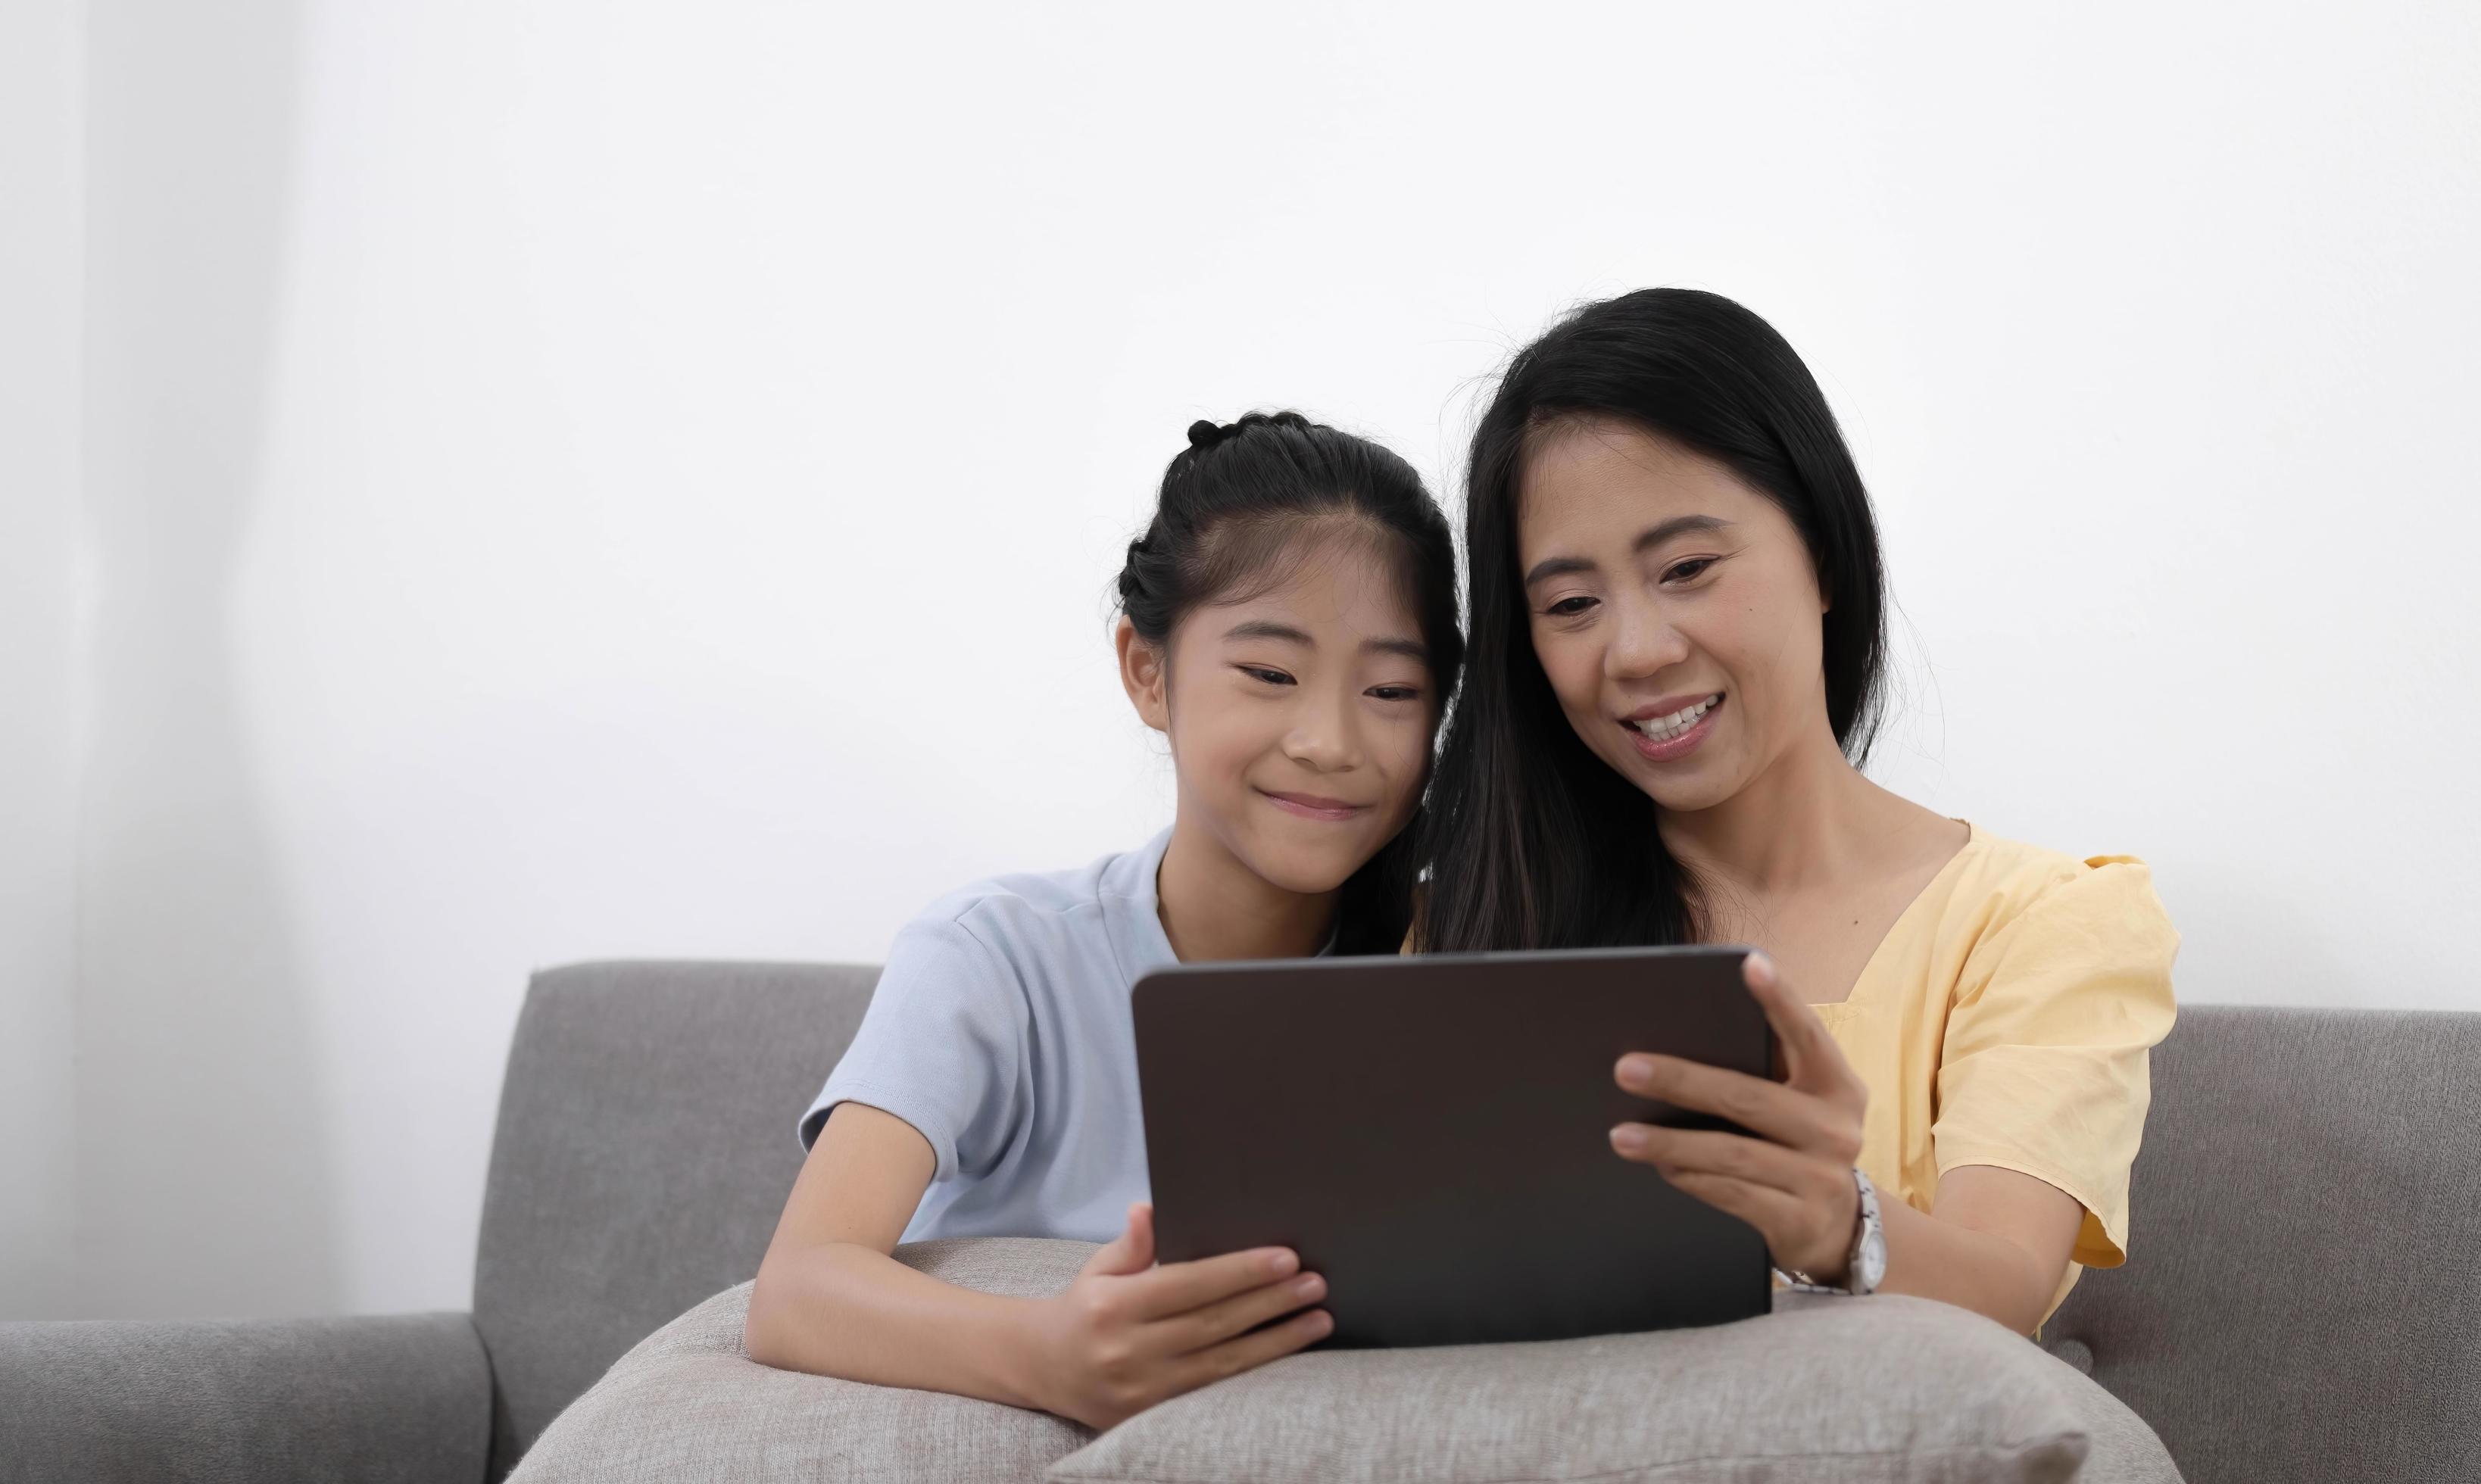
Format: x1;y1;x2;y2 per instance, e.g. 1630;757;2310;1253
1607;952;1870;1282
1017;1203;1332;1429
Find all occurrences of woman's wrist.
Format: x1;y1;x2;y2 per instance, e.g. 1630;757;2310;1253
1779;1171;1863;1284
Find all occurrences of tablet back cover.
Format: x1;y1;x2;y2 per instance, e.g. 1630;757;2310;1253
1134;946;1774;1348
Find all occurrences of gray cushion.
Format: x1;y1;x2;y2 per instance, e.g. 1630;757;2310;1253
473;965;2478;1484
507;1238;1096;1484
515;1235;2174;1484
473;960;878;1476
0;1311;489;1484
1050;1292;2178;1484
2043;1005;2481;1483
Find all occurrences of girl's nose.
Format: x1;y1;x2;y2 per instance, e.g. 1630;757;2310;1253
1283;699;1364;772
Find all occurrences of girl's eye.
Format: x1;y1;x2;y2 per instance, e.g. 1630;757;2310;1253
1237;665;1294;687
1663;557;1717;584
1366;685;1422;703
1545;595;1597;618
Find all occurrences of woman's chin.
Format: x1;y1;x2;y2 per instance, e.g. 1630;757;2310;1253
1609;751;1740;815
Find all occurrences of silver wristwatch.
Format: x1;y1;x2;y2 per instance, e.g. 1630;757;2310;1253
1774;1168;1886;1296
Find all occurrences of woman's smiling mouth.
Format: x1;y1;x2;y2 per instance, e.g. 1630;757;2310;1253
1621;692;1723;762
1258;789;1371;822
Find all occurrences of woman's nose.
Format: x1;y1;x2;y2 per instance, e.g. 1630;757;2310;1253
1606;600;1687;679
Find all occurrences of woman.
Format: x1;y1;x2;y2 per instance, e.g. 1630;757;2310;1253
1418;289;2177;1333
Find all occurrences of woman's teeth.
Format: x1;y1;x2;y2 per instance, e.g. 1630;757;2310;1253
1627;694;1721;741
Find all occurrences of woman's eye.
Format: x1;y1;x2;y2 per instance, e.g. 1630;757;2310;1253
1545;595;1596;618
1366;685;1422;703
1663;557;1716;584
1237;665;1294;687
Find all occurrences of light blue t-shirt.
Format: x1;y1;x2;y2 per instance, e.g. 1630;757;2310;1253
799;829;1178;1244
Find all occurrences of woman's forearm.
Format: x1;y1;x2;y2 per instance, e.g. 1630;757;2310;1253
1874;1197;2059;1334
744;1239;1046;1408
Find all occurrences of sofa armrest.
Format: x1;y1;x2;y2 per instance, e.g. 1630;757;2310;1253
0;1311;492;1484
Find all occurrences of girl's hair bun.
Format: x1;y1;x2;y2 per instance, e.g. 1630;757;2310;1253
1185;419;1225;451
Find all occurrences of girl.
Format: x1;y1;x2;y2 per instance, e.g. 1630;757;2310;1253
745;411;1463;1426
1419;288;2178;1336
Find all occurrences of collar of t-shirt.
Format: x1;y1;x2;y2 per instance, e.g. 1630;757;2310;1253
1103;825;1341;989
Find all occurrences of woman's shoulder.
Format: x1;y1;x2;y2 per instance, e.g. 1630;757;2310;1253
1936;825;2179;970
1949;826;2163;909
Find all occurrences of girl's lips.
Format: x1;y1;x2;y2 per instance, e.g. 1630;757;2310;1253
1259;790;1369;822
1624;694;1722;763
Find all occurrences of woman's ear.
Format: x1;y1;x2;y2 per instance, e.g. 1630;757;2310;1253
1116;616;1171;734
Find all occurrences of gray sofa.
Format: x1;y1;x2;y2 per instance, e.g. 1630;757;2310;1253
3;962;2475;1482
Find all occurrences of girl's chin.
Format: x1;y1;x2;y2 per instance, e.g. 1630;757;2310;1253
1235;835;1371;897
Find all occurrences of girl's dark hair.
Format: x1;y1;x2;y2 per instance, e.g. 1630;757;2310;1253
1117;410;1464;956
1418;288;1889;951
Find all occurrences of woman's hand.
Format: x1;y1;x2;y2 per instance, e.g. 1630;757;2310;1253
1016;1203;1332;1430
1608;952;1870;1282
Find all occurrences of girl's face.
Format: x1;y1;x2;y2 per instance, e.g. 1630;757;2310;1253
1516;419;1830;815
1125;537;1438;896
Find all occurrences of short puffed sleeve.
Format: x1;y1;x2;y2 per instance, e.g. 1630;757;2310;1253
1934;857;2180;1267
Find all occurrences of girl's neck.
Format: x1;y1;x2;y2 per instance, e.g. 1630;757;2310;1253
1153;815;1338;963
1656;717;1894;899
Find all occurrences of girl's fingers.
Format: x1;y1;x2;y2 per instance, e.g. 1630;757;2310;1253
1124;1246;1300;1320
1166;1306;1334;1394
1159;1267;1327;1353
1614;1055;1858;1159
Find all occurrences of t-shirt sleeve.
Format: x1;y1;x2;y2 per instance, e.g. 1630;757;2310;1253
796;913;1028;1184
1933;856;2180;1268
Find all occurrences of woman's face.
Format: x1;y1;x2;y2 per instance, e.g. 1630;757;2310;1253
1128;537;1439;894
1516;419;1830;815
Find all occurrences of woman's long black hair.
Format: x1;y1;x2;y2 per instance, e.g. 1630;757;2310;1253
1118;410;1464;956
1417;288;1888;951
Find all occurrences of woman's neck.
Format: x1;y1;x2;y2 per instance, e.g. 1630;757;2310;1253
1656;720;1894;899
1153;815;1338;963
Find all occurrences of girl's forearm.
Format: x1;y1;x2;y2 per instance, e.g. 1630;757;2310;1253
744;1239;1047;1408
1874;1198;2058;1334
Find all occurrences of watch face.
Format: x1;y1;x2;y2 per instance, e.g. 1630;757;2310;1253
1856;1227;1889;1292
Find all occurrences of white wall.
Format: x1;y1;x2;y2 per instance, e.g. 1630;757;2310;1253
0;0;85;1320
52;0;2481;1318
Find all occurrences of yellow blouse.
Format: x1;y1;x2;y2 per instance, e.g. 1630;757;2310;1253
1822;823;2180;1317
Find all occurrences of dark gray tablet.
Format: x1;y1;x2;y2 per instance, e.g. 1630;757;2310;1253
1132;945;1774;1348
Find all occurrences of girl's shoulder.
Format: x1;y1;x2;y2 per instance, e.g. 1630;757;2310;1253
890;828;1175;982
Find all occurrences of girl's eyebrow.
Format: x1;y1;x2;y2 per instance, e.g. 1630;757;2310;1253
1222;619;1315;647
1364;636;1428;662
1522;514;1734;589
1222;619;1427;662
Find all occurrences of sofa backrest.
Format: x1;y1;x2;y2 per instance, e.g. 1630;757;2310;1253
470;960;875;1478
2046;1003;2479;1483
473;965;2480;1484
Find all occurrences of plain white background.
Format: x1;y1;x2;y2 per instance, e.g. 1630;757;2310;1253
4;0;2476;1320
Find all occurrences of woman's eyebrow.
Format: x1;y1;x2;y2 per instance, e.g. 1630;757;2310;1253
1521;514;1734;588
